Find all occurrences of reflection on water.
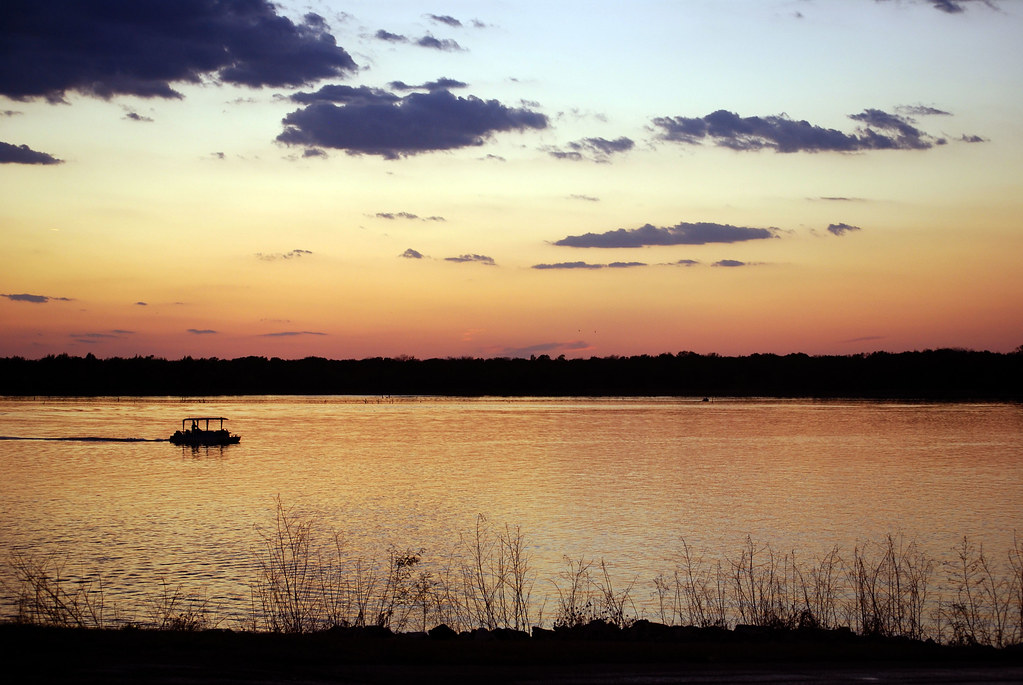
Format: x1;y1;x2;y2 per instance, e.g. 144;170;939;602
1;396;1021;623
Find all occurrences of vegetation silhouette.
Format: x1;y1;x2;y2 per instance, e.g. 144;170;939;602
1;348;1020;399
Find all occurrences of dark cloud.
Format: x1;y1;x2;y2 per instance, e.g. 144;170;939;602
302;148;327;158
291;84;399;105
877;0;997;13
554;221;777;248
256;249;313;261
827;222;862;236
417;36;463;51
427;14;462;28
2;110;22;117
712;260;748;267
960;134;987;143
135;301;148;306
1;1;358;102
842;335;885;343
548;136;634;163
0;141;63;165
211;152;226;160
569;194;600;202
123;111;153;123
897;105;952;116
653;108;945;153
401;248;424;259
2;292;71;303
532;261;646;270
669;259;701;267
532;262;603;270
374;29;408;43
445;254;495;265
261;330;327;337
389;77;468;92
187;329;217;335
376;212;445;221
818;196;864;202
278;90;547;159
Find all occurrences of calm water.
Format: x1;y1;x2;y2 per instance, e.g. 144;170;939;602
2;396;1021;623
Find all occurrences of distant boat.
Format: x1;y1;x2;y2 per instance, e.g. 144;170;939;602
169;417;240;446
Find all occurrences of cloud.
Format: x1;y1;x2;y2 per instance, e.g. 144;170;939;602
401;248;425;259
135;301;148;306
817;196;864;202
960;134;987;143
374;29;408;43
1;1;357;102
827;222;862;236
417;36;463;51
291;84;399;105
896;105;952;117
260;331;327;337
302;148;327;158
376;212;445;221
712;260;749;267
569;194;600;202
842;335;885;343
533;262;605;270
652;108;946;153
2;292;71;303
256;249;313;261
0;141;63;165
445;254;495;265
123;111;153;123
554;221;777;248
427;14;462;28
278;89;547;159
877;0;997;13
669;259;701;267
187;329;217;335
548;136;634;163
389;78;468;92
70;330;132;341
532;261;647;270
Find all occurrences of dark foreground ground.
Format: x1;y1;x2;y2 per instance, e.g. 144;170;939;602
5;623;1023;684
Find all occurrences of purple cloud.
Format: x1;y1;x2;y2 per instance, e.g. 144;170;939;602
554;221;777;248
1;1;357;102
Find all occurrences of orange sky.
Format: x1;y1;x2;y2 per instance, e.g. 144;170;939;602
2;1;1021;359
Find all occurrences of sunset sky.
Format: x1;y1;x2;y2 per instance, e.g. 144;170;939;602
2;0;1021;360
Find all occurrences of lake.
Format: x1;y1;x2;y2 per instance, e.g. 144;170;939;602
2;396;1021;629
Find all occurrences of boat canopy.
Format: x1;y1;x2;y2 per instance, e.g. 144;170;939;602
181;417;230;431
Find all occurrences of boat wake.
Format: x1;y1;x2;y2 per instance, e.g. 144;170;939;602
0;436;167;442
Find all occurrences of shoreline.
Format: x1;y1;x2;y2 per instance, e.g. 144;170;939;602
7;622;1023;684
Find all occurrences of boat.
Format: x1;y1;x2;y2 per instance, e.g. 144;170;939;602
169;417;240;446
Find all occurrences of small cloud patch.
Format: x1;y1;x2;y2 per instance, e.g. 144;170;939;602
827;223;862;236
0;142;63;165
446;254;495;265
2;292;72;303
256;249;313;261
554;222;777;248
548;136;634;163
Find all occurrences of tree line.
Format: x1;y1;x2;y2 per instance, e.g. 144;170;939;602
1;349;1020;399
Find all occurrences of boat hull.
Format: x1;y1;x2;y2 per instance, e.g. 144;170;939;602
169;430;240;446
